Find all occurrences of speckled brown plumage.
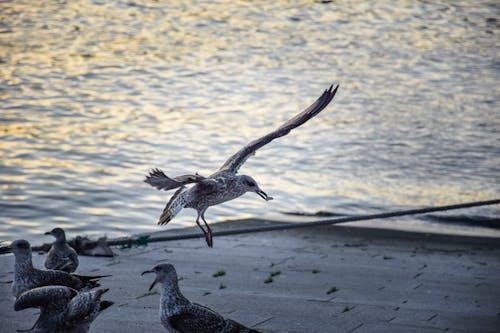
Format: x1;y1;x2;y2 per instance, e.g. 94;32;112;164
142;264;261;333
10;239;109;298
14;285;113;333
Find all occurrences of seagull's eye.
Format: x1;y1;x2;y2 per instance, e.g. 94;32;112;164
245;180;255;187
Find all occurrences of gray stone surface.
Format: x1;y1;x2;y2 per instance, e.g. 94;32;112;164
1;220;499;333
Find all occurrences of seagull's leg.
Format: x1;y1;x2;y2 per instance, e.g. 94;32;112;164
201;212;213;248
195;212;209;244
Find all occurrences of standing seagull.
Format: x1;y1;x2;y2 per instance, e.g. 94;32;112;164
145;84;339;247
14;285;113;333
142;263;261;333
45;227;79;273
9;239;110;298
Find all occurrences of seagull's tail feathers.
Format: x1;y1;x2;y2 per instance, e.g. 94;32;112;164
72;274;112;290
145;168;183;191
99;300;114;312
145;168;205;191
158;186;188;225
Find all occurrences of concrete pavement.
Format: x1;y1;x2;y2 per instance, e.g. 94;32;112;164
1;219;499;332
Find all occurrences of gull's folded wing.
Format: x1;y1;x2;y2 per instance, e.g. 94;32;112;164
169;304;226;333
14;286;76;311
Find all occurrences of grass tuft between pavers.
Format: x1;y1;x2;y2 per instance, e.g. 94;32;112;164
327;286;338;294
212;270;226;278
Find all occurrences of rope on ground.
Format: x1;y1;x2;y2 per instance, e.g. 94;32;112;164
105;198;500;247
0;199;496;254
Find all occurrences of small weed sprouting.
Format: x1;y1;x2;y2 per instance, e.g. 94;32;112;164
327;287;338;294
342;306;351;313
219;283;227;289
213;270;226;278
270;271;281;277
264;277;273;284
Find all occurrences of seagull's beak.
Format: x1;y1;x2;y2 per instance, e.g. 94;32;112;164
44;231;52;235
141;270;158;291
148;277;158;292
256;189;273;201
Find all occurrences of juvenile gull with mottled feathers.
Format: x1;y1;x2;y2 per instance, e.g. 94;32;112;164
45;227;79;273
14;285;113;333
9;239;110;298
142;263;261;333
145;84;339;247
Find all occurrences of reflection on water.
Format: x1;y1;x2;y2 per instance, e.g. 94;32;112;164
1;0;499;243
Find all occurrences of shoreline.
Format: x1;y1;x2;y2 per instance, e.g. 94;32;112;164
15;216;500;254
141;218;500;245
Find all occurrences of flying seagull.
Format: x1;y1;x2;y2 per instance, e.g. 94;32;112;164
44;227;79;273
14;285;113;333
145;84;339;247
142;263;261;333
9;239;110;298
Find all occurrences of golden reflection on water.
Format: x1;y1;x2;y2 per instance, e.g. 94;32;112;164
0;0;498;242
334;179;494;207
81;207;120;217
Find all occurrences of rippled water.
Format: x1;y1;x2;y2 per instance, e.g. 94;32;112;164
1;0;499;243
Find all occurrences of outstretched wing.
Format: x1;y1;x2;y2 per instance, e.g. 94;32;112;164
145;168;206;191
219;84;339;173
157;186;188;225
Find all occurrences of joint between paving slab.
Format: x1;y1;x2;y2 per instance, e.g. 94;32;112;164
426;313;438;322
347;323;364;333
252;316;274;328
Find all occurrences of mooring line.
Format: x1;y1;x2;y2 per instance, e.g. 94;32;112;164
104;198;499;247
1;199;498;254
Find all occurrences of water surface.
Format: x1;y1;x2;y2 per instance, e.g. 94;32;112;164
1;0;499;243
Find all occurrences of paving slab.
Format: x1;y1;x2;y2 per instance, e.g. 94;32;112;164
1;220;499;333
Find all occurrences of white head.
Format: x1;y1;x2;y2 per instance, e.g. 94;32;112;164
141;263;178;291
238;175;273;201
